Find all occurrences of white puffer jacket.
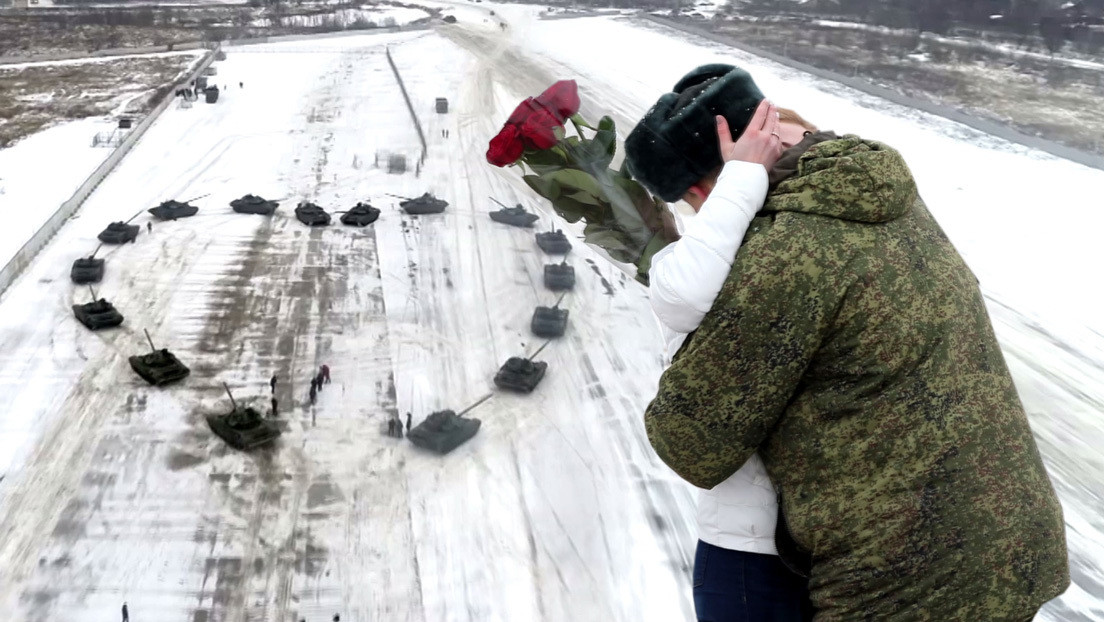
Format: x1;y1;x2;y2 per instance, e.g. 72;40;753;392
649;160;779;555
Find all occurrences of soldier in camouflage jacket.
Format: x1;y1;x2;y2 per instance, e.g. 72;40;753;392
643;133;1070;620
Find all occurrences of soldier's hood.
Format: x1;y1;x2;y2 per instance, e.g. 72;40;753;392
763;132;917;224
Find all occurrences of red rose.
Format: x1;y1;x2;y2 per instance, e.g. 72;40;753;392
507;97;542;125
487;124;525;166
519;109;562;150
535;80;580;121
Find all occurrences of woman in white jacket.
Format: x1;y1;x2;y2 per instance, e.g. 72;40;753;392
648;101;816;622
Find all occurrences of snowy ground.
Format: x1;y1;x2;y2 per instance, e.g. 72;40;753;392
0;50;205;268
0;118;121;268
0;9;1101;622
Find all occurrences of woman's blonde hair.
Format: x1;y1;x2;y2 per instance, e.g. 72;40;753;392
778;107;817;132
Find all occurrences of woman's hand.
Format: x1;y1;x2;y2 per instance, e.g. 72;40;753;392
716;100;783;171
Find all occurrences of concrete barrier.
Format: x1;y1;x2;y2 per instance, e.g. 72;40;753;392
384;45;429;173
641;15;1104;173
0;47;220;298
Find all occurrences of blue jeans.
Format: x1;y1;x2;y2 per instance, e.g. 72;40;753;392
693;540;815;622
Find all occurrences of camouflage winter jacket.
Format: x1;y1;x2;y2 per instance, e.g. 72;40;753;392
644;136;1069;620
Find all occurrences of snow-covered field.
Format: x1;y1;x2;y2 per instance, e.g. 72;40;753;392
0;119;118;268
0;8;1101;622
0;49;205;269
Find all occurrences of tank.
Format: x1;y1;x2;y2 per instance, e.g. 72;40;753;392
493;356;548;393
129;349;190;386
543;261;575;290
535;229;572;254
231;194;278;215
72;298;124;331
295;201;331;226
206;385;281;450
489;204;539;228
407;409;481;454
399;193;448;215
148;200;198;221
97;222;140;244
531;305;568;338
70;257;104;284
204;86;220;104
340;202;381;227
436;96;449;112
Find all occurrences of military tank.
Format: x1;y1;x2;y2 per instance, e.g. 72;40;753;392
97;221;140;245
488;197;539;228
206;383;281;450
407;394;490;454
531;293;569;338
72;287;124;331
295;201;331;226
339;202;381;227
493;341;551;393
391;192;448;215
231;194;279;215
543;261;575;291
70;255;104;284
129;329;190;386
535;228;572;254
147;196;203;221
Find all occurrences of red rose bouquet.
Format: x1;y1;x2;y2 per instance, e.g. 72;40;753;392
486;80;679;285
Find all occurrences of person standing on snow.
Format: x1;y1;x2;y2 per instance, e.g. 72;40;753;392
270;374;277;393
309;382;317;405
628;63;1069;621
638;94;814;620
122;602;129;622
387;417;396;437
271;396;278;418
146;222;152;234
405;412;412;434
321;364;331;384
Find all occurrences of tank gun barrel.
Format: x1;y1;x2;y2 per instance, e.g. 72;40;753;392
182;193;210;203
457;392;494;417
527;339;553;361
91;243;103;259
125;207;146;224
87;285;97;302
144;328;157;352
489;196;511;209
386;193;415;201
223;382;238;410
552;293;567;309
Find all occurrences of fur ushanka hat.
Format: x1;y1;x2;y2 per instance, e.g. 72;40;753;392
624;64;765;202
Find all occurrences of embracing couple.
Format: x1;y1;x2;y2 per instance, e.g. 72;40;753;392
624;64;1070;621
